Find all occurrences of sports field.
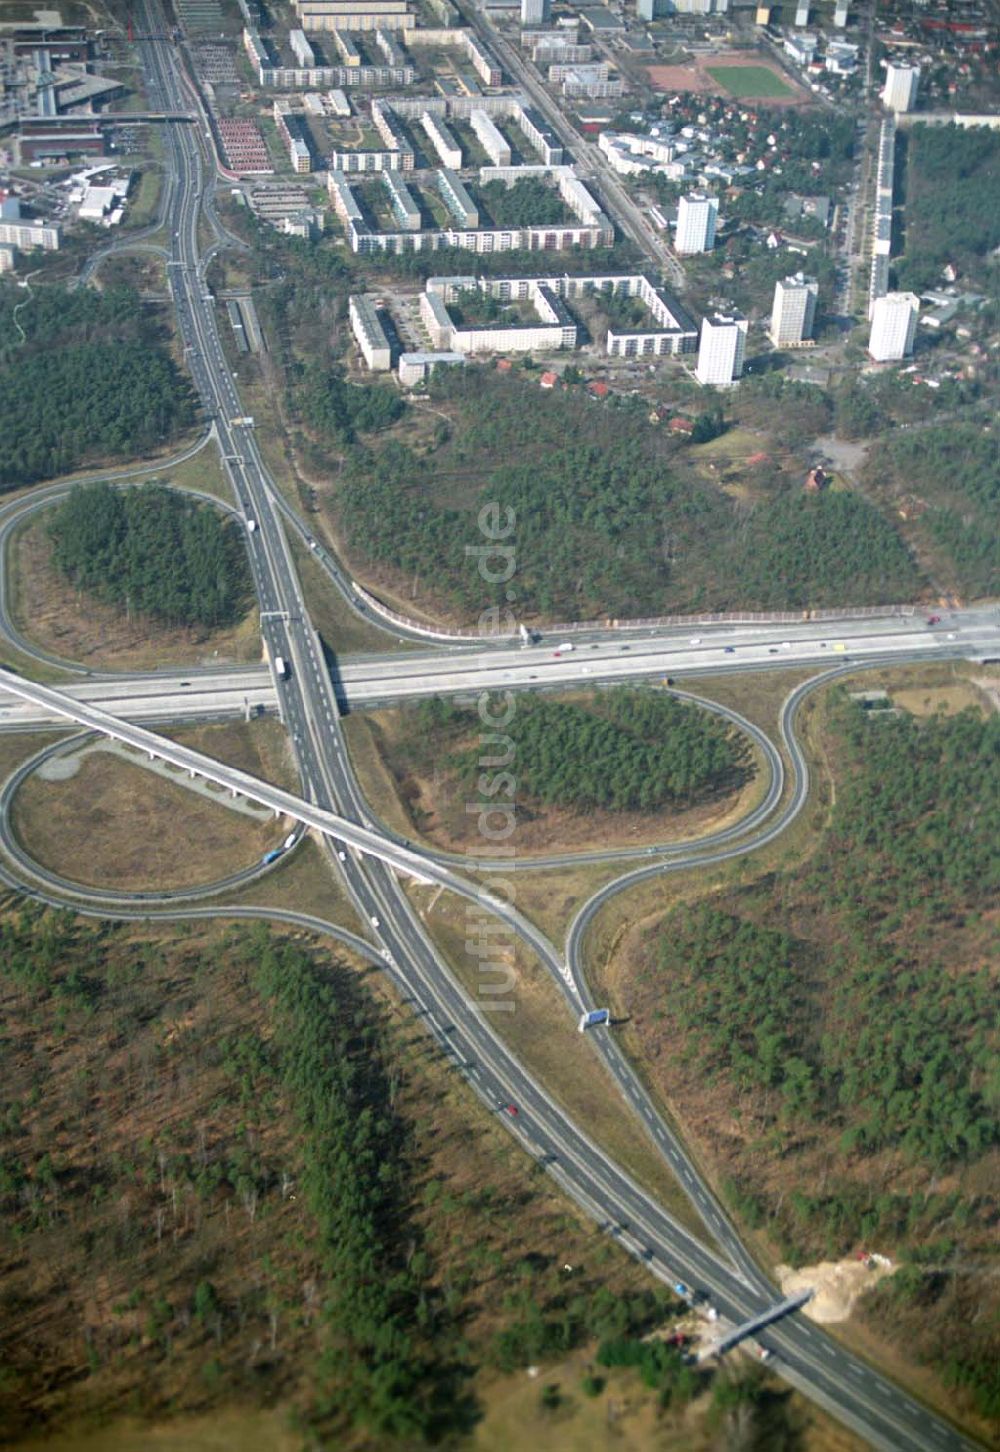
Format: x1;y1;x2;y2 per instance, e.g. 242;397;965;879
705;63;795;98
645;53;808;105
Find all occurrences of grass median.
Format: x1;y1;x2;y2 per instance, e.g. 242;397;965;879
406;881;716;1248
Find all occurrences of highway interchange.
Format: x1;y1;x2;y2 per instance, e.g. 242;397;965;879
1;6;996;1445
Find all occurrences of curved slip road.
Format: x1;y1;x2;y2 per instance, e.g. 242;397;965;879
0;732;303;906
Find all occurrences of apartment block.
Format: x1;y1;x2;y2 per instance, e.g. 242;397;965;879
548;60;607;83
383;169;421;230
372;99;413;154
420;271;692;357
561;69;623;99
350;218;610;255
398;350;465;385
421;274;577;354
769;271;818;347
244;30;413;84
330;137;611;254
556;171;610;235
375;28;407;67
289;28;315;66
293;0;410;29
696;311;747;386
0;216;60;250
330;147;412;172
328;169;365;224
868;291;919;361
333;29;361;65
882;63;919;113
243;27;271;70
516;104;563;164
274;102;313;173
599;276;698;356
470;110;510;165
466;34;502;86
675;192;717;254
349;293;393;370
437;167;479;227
532;39;591;64
262;63;412;86
422;111;462;169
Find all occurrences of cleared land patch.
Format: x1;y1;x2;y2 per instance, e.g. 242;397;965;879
890;682;987;718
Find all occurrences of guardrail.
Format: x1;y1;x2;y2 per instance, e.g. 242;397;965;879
350;577;919;643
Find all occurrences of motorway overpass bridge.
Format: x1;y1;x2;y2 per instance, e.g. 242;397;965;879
0;664;573;989
0;665;459;880
704;1289;816;1362
24;112;197;126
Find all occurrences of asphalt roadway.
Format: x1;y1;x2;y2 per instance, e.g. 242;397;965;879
0;10;990;1446
0;608;996;729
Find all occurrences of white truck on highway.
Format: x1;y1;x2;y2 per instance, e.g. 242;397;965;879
273;655;288;680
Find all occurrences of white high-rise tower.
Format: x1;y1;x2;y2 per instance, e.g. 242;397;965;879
769;272;818;346
868;292;919;361
882;63;920;113
675;193;718;254
696;311;747;386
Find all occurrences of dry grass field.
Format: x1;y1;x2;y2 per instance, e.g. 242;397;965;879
10;721;299;893
12;747;280;892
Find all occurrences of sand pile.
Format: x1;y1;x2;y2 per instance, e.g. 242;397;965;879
776;1256;895;1323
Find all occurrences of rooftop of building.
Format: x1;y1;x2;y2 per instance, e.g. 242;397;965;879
399;350;465;363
